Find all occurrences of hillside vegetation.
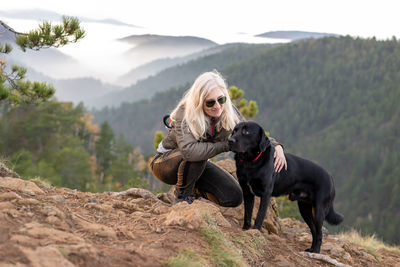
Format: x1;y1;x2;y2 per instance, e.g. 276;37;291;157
94;36;400;245
0;101;151;193
224;36;400;245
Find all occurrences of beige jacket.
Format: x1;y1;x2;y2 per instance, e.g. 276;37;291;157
161;105;279;161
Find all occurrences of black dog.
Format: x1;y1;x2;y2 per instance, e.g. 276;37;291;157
229;121;343;253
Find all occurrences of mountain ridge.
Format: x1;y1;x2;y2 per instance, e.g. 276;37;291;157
256;30;340;40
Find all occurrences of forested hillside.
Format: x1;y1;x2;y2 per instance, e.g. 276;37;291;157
93;36;400;245
223;36;400;244
0;102;151;193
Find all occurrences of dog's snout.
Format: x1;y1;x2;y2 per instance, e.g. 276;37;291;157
228;137;236;144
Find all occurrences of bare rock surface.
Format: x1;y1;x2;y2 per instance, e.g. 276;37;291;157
1;167;399;266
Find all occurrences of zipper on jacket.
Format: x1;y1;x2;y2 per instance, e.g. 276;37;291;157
211;118;215;137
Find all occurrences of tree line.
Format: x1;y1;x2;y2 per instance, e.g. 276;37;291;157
94;36;400;244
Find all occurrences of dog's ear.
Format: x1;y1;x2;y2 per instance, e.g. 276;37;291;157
259;126;270;152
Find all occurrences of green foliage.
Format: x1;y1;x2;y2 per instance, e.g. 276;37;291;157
153;131;164;150
108;135;147;189
95;121;115;177
0;43;12;54
1;102;90;191
0;101;150;192
228;85;244;101
165;250;205;267
276;196;301;220
52;139;92;191
15;17;85;51
0;17;84;106
229;85;259;119
202;228;247;267
224;36;400;244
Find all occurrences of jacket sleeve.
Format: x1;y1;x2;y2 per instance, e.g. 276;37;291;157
268;136;283;148
175;118;229;162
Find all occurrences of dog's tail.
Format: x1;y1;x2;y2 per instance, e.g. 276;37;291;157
325;204;344;225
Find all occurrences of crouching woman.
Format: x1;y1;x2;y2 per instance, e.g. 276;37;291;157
150;71;286;206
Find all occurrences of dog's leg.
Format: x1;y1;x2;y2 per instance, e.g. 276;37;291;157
253;192;271;230
298;201;317;252
240;181;254;230
311;203;325;253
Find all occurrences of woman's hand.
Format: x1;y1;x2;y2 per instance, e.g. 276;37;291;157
274;145;287;172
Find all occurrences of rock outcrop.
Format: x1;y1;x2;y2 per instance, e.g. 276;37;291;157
1;162;399;266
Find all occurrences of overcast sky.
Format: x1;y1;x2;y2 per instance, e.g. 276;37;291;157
2;0;400;40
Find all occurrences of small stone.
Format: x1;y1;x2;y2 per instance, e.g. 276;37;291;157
51;195;65;203
0;192;21;201
45;215;61;225
89;198;99;204
16;198;40;205
163;200;230;230
0;202;14;210
0;177;45;195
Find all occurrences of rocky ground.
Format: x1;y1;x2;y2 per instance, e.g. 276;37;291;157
0;161;399;267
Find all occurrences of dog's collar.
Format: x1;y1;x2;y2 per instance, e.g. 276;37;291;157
240;151;263;162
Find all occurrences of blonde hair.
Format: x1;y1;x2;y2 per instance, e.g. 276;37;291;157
170;70;240;140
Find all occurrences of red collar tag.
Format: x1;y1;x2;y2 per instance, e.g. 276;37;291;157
240;151;263;162
252;151;263;161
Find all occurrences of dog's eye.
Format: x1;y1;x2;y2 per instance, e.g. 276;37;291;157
242;129;249;135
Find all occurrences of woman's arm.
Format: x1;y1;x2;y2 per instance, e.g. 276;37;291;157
175;119;229;162
274;145;287;172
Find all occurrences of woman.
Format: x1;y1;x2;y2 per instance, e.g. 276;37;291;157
151;71;286;206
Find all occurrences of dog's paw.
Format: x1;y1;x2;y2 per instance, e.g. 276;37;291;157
242;222;252;230
252;225;262;231
305;248;320;254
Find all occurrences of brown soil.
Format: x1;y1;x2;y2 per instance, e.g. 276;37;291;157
0;175;399;267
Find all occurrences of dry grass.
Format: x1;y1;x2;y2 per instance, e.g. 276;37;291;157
165;250;208;267
30;176;52;189
339;229;400;259
202;227;248;267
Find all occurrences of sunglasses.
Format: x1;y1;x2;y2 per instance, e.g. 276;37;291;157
205;96;227;108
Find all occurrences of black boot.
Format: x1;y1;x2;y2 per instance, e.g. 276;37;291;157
173;195;196;204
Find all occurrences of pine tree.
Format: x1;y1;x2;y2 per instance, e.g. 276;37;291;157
0;17;85;105
229;85;258;119
95;122;115;183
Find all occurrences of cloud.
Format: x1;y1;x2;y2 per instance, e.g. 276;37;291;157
0;8;141;28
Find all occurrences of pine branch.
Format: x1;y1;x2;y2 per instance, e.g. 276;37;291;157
0;20;25;35
15;16;85;51
0;17;84;105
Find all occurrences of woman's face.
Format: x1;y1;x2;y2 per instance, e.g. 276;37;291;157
203;87;225;118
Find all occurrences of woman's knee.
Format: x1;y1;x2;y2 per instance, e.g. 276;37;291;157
220;187;243;207
151;152;183;185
